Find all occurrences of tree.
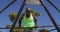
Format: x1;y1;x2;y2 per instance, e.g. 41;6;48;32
8;12;24;32
9;12;17;22
6;24;11;28
30;9;40;16
39;29;50;32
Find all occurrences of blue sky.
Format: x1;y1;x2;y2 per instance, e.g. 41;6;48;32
0;0;60;32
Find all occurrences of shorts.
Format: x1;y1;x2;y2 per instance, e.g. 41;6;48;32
23;27;35;32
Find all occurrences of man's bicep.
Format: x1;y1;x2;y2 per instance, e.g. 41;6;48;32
32;13;37;21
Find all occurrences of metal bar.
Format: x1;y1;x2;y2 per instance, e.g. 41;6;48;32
0;25;60;29
49;29;57;31
50;27;60;31
9;0;26;32
39;0;60;32
0;27;57;29
0;0;16;14
47;0;60;12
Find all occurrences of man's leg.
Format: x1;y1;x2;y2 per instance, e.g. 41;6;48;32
23;27;35;32
28;30;34;32
29;28;35;32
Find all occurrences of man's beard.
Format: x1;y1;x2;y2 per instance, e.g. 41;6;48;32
26;13;30;18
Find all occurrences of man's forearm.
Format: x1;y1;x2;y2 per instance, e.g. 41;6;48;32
34;17;38;27
18;14;24;27
35;21;38;26
19;20;21;27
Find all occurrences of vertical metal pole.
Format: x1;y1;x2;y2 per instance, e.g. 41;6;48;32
9;0;26;32
39;0;60;32
47;0;60;12
0;0;16;14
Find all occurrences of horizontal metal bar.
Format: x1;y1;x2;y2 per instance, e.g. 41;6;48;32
0;25;60;29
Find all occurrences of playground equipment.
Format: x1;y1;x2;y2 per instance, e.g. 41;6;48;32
0;0;60;32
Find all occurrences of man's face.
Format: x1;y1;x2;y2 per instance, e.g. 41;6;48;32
25;8;31;17
26;9;30;18
26;10;30;16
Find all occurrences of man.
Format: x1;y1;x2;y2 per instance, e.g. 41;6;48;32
18;7;38;32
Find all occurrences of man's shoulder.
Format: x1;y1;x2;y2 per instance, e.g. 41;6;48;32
32;13;35;16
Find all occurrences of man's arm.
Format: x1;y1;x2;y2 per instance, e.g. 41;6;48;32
32;13;38;27
18;14;24;27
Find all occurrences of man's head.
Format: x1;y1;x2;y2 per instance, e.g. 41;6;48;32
25;7;31;18
26;7;31;12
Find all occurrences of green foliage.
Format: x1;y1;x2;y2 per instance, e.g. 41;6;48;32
13;28;23;32
39;29;50;32
34;12;40;16
9;12;17;22
12;27;23;32
5;24;11;28
30;9;40;16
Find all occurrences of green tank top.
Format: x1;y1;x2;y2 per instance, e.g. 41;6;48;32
23;13;35;27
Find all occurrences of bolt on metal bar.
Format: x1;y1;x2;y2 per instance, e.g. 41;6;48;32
47;0;60;12
9;0;26;32
39;0;60;32
0;0;16;14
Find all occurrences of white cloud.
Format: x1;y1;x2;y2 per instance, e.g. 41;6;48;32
26;0;41;5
